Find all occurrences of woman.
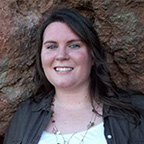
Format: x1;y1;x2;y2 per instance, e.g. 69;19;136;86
4;8;144;144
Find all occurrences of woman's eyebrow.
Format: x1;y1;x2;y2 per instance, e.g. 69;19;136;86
43;40;57;45
67;39;83;44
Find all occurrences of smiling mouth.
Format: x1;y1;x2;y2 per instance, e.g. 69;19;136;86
55;67;73;72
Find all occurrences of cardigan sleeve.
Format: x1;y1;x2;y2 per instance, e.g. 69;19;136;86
129;94;144;142
3;100;30;144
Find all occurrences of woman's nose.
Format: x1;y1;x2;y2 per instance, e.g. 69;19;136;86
56;47;70;61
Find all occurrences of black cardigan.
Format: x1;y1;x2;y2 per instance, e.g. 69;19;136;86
3;94;144;144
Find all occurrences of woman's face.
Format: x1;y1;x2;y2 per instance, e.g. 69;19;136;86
41;22;93;91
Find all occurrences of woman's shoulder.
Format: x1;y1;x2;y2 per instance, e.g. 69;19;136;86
17;98;33;113
120;90;144;110
4;96;53;143
125;92;144;142
130;93;144;108
19;95;53;112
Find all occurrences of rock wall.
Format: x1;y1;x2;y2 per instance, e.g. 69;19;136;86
0;0;144;142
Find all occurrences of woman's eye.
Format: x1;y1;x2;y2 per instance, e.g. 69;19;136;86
47;45;57;49
69;44;80;49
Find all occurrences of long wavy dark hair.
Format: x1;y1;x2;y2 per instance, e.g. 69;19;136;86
32;7;141;117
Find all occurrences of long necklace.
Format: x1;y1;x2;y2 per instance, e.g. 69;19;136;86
51;99;96;144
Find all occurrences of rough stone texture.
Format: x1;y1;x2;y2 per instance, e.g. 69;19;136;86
0;0;144;142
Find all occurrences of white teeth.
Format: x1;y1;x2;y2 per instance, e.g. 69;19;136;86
55;67;73;72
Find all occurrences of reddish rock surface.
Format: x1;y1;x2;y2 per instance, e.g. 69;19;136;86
0;0;144;142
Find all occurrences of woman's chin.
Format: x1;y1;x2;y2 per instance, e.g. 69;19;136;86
54;82;75;90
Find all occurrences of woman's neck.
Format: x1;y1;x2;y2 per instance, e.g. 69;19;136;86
54;85;92;110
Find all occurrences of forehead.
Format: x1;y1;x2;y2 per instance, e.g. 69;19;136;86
43;22;81;41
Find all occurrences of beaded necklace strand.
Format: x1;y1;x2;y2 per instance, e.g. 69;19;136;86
51;99;96;144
